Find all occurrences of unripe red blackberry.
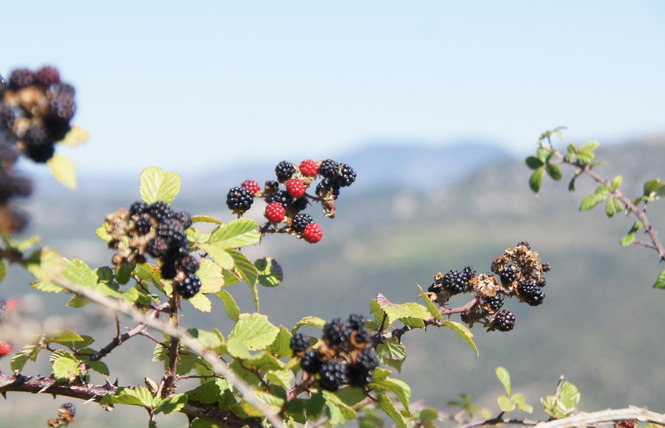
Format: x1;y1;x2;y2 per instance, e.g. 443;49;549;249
289;333;310;355
291;213;313;233
241;179;261;196
339;163;356;187
319;360;347;391
175;273;201;299
443;269;467;294
0;341;12;357
319;159;339;180
300;349;322;374
498;266;518;285
275;160;295;182
286;178;306;198
265;202;286;223
299;159;318;176
35;66;61;86
323;318;350;346
8;69;35;89
302;222;323;243
484;294;504;312
226;186;254;213
493;310;516;332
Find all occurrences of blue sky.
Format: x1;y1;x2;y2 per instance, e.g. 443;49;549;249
3;1;665;179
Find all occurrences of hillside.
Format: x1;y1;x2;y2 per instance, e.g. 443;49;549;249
2;138;664;425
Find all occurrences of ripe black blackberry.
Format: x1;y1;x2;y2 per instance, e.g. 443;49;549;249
289;333;310;355
517;279;545;306
267;190;293;207
157;217;187;249
149;201;174;221
300;349;322;374
291;213;313;233
339;163;356;187
498;266;518;285
315;178;341;198
442;269;467;294
461;266;477;282
49;91;76;121
484;294;504;312
542;262;551;272
175;273;201;299
347;366;373;387
290;196;308;212
180;255;200;275
428;282;443;294
226;187;254;212
275;160;295;182
322;318;350;346
8;69;35;89
129;201;149;216
319;159;339;180
319;360;347;391
22;125;55;163
160;260;177;280
346;314;366;332
355;347;379;373
493;310;516;332
43;115;71;141
133;213;152;235
146;236;170;258
537;277;546;287
174;211;192;229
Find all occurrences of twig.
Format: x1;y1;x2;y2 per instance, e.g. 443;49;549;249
537;406;665;427
89;322;147;361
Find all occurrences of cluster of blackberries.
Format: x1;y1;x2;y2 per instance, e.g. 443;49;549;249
225;159;356;244
1;66;76;164
47;402;76;428
290;314;379;391
104;201;201;299
428;242;551;333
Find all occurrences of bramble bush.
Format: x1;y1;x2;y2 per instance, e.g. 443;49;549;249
1;67;665;427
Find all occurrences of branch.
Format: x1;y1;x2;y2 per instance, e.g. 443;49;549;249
46;274;285;428
538;406;665;428
89;322;147;361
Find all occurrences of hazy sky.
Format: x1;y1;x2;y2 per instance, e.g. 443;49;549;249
3;1;664;178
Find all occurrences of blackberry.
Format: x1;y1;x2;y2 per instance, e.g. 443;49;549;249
537;277;546;287
149;201;174;221
498;266;518;285
180;255;200;274
322;318;350;346
355;347;379;373
0;74;6;96
175;273;201;299
347;365;374;387
517;241;531;249
319;159;339;180
461;266;477;282
352;329;371;347
22;125;55;163
267;190;293;207
134;213;152;235
428;282;442;293
43;115;71;141
8;69;35;89
290;196;308;212
49;91;76;121
146;236;170;258
338;163;356;187
300;349;322;374
289;333;310;355
264;180;279;193
541;262;551;272
319;360;347;391
315;178;340;198
517;279;545;306
346;314;366;332
129;201;149;216
157;217;187;250
0;104;15;130
60;402;76;419
23;140;55;163
494;310;516;332
35;66;60;86
442;269;467;294
484;294;504;312
275;160;295;182
174;211;192;229
160;260;177;280
226;186;254;212
291;213;313;233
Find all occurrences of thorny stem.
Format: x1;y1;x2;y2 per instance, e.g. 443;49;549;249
161;292;181;397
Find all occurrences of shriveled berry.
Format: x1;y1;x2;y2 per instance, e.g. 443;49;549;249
286;178;306;198
60;402;76;419
302;222;323;243
517;241;530;249
265;202;286;223
299;159;319;176
241;180;261;196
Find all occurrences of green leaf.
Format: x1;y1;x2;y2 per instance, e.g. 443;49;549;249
227;313;279;356
192;215;222;225
210;218;260;249
60;126;90;146
377;394;407;428
419;408;439;423
87;360;110;375
580;187;610;211
45;330;84;344
376;293;415;324
227;249;259;286
190;420;223;428
418;284;442;320
240;390;285;418
255;257;284;287
525;156;544;169
322;390;357;425
541;381;580;418
63;258;97;287
187;293;212;312
197;259;224;294
30;280;66;293
644;178;662;196
511;393;533;414
101;386;156;408
580;141;600;152
188;328;225;352
545;164;562;180
190;379;230;405
536;147;549;162
10;343;41;371
497;395;515;412
155;393;188;414
25;248;66;283
0;259;6;282
566;143;577;154
576;150;595;164
50;350;82;381
199;244;234;269
443;321;478;357
376;377;411;411
610;175;623;191
653;269;665;289
216;289;240;322
139;167;181;204
620;232;635;247
529;167;544;193
270;327;293;358
495;366;511;395
47;154;77;189
605;198;623;217
293;316;326;332
376;337;407;371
